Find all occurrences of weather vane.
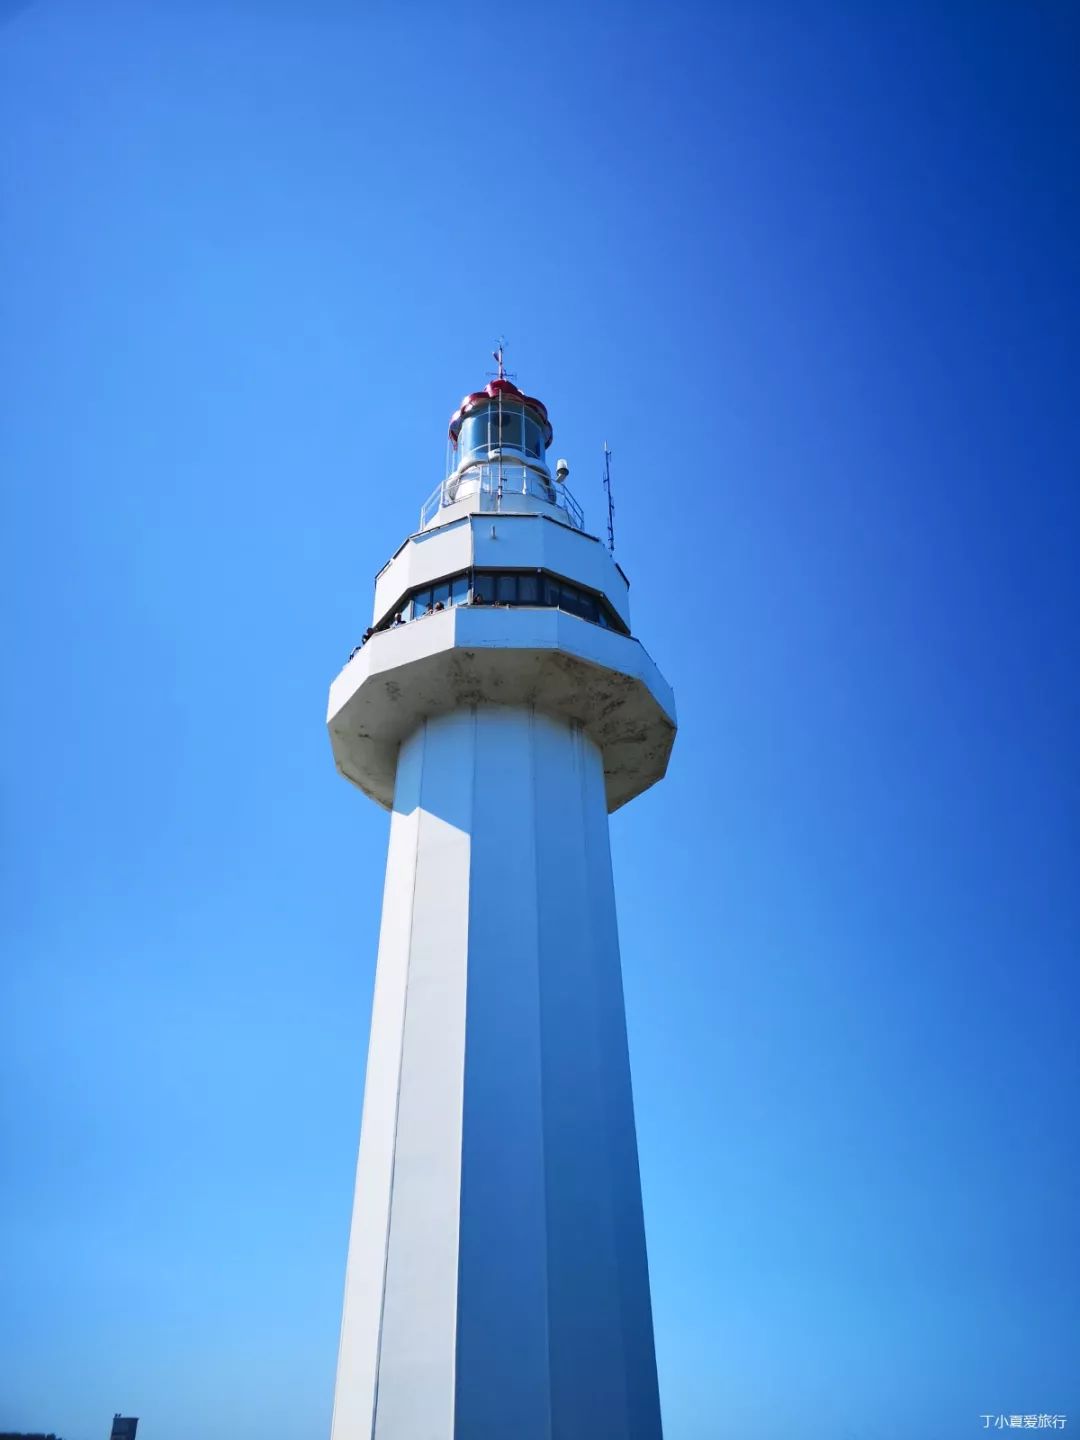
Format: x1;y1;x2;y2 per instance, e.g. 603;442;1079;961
489;337;515;383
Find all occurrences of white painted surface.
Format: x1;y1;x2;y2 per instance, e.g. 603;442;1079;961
330;707;664;1440
371;521;472;624
328;739;421;1440
371;713;472;1438
420;487;574;537
328;606;676;812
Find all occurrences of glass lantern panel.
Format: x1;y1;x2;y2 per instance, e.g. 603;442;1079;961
492;407;523;451
458;411;489;462
523;415;544;459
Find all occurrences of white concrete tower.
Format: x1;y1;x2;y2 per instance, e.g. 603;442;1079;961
327;369;676;1440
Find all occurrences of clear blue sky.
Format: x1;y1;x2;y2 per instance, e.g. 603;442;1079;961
2;2;1078;1437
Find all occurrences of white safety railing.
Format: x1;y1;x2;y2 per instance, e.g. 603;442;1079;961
421;462;584;532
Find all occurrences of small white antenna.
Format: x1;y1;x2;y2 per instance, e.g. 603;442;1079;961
602;442;615;554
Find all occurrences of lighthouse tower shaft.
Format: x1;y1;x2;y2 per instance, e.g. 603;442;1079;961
327;379;675;1440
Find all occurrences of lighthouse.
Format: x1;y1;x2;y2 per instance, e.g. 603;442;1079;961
326;366;676;1440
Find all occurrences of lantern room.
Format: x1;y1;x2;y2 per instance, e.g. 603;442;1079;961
420;373;583;533
448;378;554;475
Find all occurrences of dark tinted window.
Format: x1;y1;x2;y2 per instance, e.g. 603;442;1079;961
390;569;625;634
562;588;594;621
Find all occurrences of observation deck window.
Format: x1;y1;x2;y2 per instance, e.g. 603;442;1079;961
471;572;496;604
361;569;627;652
405;576;471;620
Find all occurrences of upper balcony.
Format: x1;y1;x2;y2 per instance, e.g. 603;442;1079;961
420;460;585;533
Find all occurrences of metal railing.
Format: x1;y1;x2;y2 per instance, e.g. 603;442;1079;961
420;461;585;532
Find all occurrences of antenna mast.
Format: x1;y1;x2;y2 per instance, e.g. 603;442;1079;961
602;441;615;554
490;338;508;504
